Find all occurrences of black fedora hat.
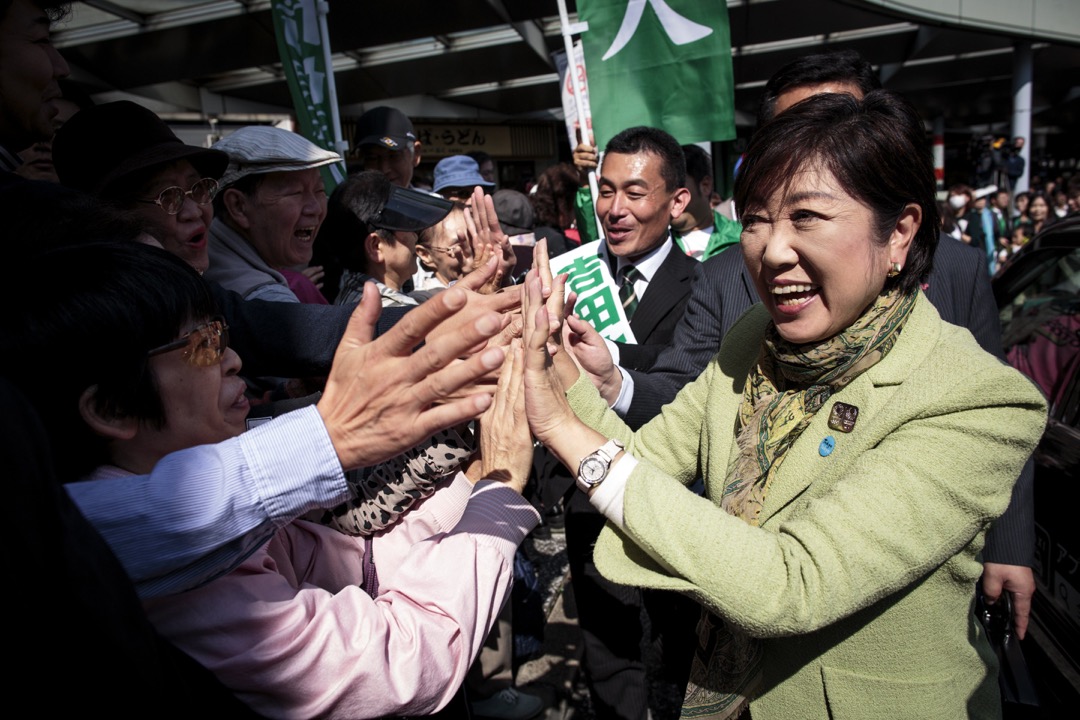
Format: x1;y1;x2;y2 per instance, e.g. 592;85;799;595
52;101;228;196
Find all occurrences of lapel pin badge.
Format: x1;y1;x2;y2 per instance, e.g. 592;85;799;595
828;402;859;433
819;436;836;457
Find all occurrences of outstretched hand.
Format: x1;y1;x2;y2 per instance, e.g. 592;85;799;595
464;186;515;293
531;237;568;347
478;342;533;494
318;282;506;470
521;271;574;446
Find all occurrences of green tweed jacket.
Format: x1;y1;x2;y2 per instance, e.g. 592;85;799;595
566;294;1047;720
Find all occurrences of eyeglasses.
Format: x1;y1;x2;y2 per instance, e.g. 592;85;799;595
137;177;219;215
147;318;229;367
420;243;466;256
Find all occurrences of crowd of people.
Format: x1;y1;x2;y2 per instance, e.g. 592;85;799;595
2;2;1071;719
943;175;1077;276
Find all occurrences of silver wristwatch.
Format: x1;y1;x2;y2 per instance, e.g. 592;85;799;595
576;439;625;494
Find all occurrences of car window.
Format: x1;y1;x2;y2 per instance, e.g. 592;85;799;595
1000;248;1079;420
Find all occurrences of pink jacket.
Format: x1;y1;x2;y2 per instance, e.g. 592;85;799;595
143;475;538;718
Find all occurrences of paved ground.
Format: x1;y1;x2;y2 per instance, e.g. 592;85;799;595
508;526;683;720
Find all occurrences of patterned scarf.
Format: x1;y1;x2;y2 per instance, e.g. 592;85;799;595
682;288;918;719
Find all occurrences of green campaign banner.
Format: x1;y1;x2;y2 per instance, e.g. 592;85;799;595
270;0;345;191
578;0;735;148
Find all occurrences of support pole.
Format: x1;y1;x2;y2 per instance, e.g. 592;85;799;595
317;0;346;182
556;0;602;237
1011;41;1032;195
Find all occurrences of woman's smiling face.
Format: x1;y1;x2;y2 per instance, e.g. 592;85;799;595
741;165;912;345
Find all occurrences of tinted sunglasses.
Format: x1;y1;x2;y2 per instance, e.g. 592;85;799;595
147;318;229;367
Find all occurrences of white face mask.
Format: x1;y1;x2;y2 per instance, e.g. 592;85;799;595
948;195;967;210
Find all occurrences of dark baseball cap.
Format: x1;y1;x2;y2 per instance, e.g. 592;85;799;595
356;106;417;151
493;189;534;235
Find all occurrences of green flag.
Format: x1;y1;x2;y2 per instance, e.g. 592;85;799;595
269;0;345;191
578;0;735;148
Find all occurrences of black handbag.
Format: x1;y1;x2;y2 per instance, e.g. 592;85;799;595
975;587;1041;710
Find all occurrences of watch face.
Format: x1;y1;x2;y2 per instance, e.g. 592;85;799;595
580;456;607;485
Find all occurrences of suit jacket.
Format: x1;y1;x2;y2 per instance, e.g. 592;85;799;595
624;238;1034;565
212;286;409;379
569;298;1047;720
614;241;699;372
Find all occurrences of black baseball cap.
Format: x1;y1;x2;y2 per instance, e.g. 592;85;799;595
356;106;417;151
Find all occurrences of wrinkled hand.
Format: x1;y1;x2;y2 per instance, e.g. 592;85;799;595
301;265;325;290
464;186;515;293
318;283;505;470
982;562;1035;640
564;293;620;403
478;342;533;494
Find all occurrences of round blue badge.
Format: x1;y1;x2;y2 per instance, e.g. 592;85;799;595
819;436;836;457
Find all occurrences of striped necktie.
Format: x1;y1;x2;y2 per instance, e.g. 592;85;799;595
619;264;640;319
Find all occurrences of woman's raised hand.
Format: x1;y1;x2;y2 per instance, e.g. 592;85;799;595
521;270;577;446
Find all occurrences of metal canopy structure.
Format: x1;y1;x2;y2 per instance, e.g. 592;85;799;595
55;0;1079;141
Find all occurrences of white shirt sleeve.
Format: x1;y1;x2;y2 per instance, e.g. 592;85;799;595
610;365;635;417
588;453;637;529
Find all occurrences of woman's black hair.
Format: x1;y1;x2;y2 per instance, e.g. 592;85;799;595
734;90;938;294
1;241;218;481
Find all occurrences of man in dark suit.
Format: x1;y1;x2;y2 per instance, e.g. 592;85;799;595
598;126;696;371
560;126;697;719
578;49;1037;642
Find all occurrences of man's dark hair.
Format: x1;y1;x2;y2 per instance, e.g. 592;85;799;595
682;144;712;184
757;49;880;128
735;91;938;295
604;126;686;191
1;241;218;481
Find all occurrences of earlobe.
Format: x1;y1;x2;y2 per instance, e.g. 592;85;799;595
222;188;252;230
414;245;434;270
364;232;384;264
412;141;422;168
889;203;921;265
670;187;692;219
78;386;139;441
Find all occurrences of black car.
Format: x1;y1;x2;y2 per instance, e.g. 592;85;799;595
994;216;1079;717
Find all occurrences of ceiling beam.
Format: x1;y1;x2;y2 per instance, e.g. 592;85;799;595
55;1;270;47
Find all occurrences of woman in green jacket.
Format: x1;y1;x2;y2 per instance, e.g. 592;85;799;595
516;91;1047;719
